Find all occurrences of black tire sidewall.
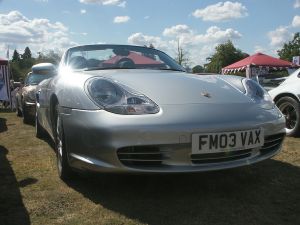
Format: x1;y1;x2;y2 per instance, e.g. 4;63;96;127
23;106;29;124
35;112;45;138
277;96;300;137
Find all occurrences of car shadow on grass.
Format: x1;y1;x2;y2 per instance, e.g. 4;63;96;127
66;160;300;225
0;117;7;133
0;146;31;225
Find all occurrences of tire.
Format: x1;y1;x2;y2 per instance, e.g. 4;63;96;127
35;111;46;138
22;106;31;124
276;96;300;137
54;104;74;180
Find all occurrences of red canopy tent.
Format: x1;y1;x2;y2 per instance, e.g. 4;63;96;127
103;52;163;66
222;53;296;78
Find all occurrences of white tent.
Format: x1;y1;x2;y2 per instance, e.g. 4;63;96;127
0;57;11;103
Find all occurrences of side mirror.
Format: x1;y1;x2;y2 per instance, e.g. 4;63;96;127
297;72;300;78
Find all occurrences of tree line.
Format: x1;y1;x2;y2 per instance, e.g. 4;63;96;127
10;47;61;81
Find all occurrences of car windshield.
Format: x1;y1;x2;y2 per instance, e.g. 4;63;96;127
25;73;53;85
65;45;185;71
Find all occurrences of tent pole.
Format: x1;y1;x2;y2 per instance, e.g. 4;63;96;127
246;65;251;78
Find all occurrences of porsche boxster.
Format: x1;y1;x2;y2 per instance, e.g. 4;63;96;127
35;44;286;180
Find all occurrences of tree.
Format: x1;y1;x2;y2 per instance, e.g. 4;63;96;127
10;62;22;81
9;47;62;81
192;65;204;73
175;40;190;67
22;47;32;59
277;32;300;62
36;50;62;65
205;40;248;73
12;50;21;62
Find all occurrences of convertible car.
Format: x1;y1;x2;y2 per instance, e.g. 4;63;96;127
16;63;56;123
36;44;286;180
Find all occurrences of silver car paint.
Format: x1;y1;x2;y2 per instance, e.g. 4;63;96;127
36;49;286;173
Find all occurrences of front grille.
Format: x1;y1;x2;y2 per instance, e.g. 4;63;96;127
260;133;285;155
117;133;285;168
191;148;253;164
117;146;169;167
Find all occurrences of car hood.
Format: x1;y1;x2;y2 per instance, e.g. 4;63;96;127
22;85;37;94
84;69;250;105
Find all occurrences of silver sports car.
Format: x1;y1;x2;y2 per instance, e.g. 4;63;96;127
36;44;286;180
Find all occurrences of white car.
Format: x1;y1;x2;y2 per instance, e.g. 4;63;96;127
269;68;300;136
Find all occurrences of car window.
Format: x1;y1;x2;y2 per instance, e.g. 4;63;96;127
25;74;53;85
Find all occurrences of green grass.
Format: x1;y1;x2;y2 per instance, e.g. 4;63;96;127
0;111;300;225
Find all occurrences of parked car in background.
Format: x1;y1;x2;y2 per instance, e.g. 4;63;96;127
16;63;56;123
36;44;285;180
269;68;300;136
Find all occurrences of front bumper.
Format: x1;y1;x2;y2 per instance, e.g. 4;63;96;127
61;104;286;173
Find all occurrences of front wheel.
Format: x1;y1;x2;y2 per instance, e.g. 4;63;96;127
22;105;31;124
277;96;300;137
54;104;74;180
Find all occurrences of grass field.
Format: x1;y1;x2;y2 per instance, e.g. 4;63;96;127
0;111;300;225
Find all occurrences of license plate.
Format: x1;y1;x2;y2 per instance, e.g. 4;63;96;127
192;129;264;154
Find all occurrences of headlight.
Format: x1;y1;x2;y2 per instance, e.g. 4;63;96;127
86;78;160;115
243;78;274;110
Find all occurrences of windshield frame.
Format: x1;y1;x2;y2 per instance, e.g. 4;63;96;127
63;44;185;72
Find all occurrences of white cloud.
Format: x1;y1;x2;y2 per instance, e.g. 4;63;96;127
266;15;300;53
0;11;76;57
292;15;300;27
254;45;267;53
162;25;241;45
163;24;192;37
268;26;292;48
192;26;242;43
80;9;87;14
193;1;248;22
118;1;126;8
128;26;242;65
79;0;126;7
294;0;300;8
128;33;168;50
113;16;130;23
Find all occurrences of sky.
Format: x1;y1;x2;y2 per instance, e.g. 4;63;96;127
0;0;299;66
